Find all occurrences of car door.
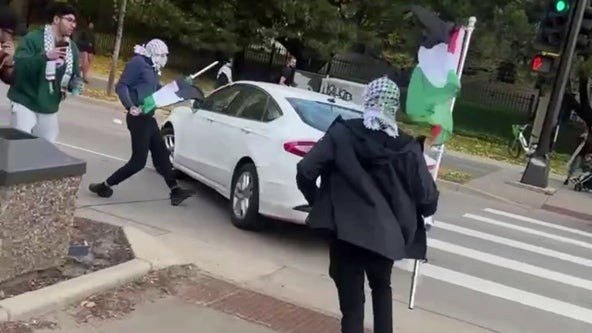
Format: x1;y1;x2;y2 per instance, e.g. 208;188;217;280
207;86;282;194
182;85;242;184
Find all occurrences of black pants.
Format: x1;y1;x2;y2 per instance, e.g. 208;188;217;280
329;239;394;333
106;113;177;189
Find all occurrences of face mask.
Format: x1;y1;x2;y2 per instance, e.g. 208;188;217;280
152;54;168;70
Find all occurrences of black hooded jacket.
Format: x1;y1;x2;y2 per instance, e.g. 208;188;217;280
296;117;439;260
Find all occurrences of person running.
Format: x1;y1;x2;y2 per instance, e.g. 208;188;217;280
296;76;439;333
0;5;24;85
7;2;83;142
88;39;194;206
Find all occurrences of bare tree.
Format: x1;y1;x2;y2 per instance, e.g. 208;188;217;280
107;0;127;95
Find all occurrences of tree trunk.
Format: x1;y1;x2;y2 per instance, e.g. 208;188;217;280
107;0;127;96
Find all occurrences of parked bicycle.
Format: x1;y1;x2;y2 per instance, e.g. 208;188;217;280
508;123;537;158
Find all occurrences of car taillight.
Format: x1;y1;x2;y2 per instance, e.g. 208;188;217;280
283;141;316;157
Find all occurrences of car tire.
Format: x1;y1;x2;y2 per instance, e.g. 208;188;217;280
507;139;522;159
160;125;185;179
230;163;265;230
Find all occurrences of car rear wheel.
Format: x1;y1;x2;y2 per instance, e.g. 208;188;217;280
160;125;184;179
230;163;265;230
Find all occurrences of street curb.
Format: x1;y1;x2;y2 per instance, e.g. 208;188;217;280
437;179;529;208
541;203;592;221
124;226;190;270
0;226;185;322
0;259;150;321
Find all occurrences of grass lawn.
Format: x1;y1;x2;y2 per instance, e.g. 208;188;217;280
397;100;575;176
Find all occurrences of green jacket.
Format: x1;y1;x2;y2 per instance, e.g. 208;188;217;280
7;28;80;114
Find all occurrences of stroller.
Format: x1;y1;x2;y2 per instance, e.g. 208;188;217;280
565;132;592;191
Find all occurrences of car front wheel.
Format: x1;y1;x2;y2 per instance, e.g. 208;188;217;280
160;125;184;179
230;163;265;230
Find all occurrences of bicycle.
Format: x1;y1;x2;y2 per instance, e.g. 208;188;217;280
508;123;537;158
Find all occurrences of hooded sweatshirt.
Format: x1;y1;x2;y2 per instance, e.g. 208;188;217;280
296;117;439;260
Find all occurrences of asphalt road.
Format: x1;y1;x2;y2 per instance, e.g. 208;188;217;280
1;85;591;333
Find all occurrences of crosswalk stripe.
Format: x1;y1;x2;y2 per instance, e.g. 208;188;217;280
484;208;592;239
412;264;592;325
463;214;592;250
428;238;592;292
435;221;592;268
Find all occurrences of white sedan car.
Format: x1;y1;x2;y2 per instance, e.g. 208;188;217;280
160;81;363;230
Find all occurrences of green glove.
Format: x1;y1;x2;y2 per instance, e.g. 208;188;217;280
184;75;193;85
141;95;157;114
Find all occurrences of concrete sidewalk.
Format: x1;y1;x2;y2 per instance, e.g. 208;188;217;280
39;297;278;333
442;150;592;222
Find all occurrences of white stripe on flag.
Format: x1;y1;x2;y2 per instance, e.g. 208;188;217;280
463;214;592;250
484;208;592;239
435;221;592;267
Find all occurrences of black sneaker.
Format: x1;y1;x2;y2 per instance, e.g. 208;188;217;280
89;182;113;198
170;187;194;206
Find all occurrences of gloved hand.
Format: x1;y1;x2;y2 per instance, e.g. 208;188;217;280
184;75;193;85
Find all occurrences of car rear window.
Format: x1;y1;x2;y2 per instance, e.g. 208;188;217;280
286;98;362;132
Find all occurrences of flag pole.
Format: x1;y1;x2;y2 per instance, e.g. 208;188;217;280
190;61;219;80
408;16;477;310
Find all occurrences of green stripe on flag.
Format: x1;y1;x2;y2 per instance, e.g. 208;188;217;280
141;95;156;114
405;66;460;144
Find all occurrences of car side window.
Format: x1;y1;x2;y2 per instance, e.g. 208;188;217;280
262;99;282;122
228;87;269;121
202;86;241;114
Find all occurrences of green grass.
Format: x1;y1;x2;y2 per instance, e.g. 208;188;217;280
398;100;576;175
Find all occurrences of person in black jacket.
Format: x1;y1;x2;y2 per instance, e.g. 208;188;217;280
296;76;439;333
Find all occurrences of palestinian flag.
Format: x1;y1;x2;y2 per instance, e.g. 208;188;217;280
141;77;205;113
405;6;464;144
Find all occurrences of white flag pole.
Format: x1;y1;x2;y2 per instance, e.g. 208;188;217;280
190;61;219;80
408;16;477;310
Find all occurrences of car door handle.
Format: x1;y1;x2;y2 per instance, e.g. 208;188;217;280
204;117;213;123
241;128;252;133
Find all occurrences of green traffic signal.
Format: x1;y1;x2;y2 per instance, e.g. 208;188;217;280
555;0;568;12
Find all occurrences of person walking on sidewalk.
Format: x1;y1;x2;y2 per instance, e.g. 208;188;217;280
76;20;95;83
6;2;83;142
88;39;194;206
296;76;439;333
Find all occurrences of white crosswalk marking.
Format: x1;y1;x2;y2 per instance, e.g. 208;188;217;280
463;213;592;250
435;222;592;267
484;208;592;238
428;238;592;291
403;207;592;329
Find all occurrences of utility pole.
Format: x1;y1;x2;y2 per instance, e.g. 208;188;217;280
107;0;128;96
522;0;591;187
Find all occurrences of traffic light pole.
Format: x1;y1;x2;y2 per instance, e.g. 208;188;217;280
521;0;587;188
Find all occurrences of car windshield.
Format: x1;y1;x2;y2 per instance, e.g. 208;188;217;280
286;97;362;132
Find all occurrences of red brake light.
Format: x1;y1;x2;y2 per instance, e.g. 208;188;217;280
283;141;316;157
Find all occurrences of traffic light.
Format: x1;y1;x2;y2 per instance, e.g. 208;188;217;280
535;0;573;52
576;0;592;52
531;54;555;73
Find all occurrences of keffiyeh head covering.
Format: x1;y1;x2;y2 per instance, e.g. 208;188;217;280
133;39;169;75
362;76;400;137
